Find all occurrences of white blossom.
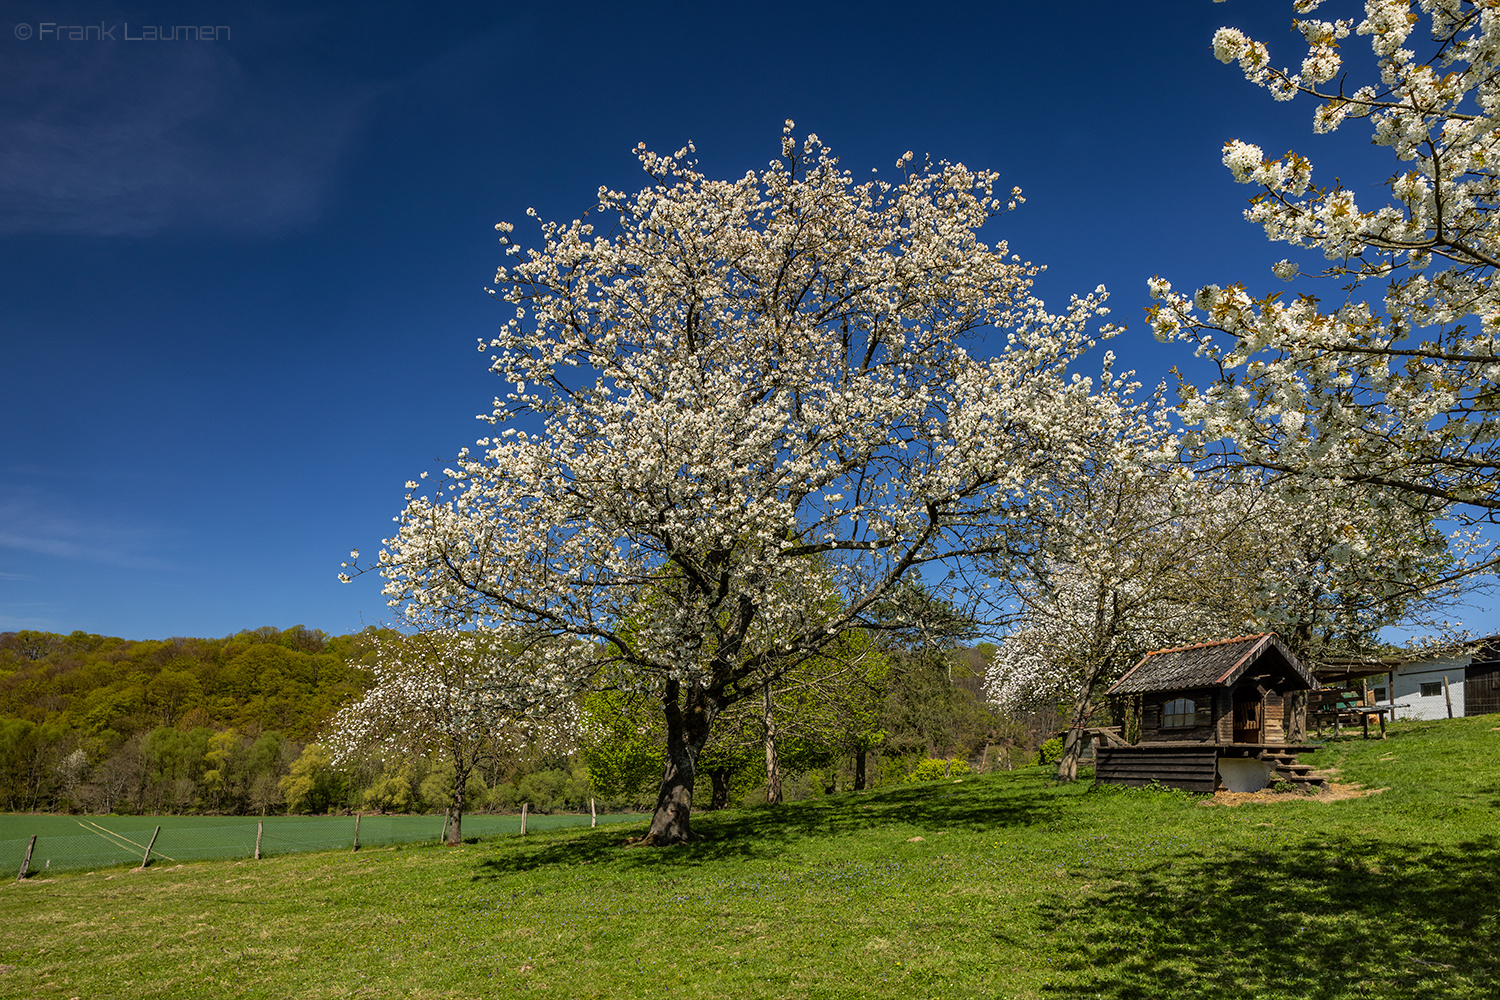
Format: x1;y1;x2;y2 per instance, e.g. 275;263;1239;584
1152;1;1500;527
376;131;1135;842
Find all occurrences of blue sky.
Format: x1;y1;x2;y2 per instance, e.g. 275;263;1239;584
1;1;1493;640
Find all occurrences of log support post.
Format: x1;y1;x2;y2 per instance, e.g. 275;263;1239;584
17;835;35;881
140;826;161;869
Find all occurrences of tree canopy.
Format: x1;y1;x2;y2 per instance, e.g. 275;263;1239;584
1149;1;1500;530
370;125;1140;842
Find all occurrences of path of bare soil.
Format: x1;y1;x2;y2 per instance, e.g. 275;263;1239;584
1198;769;1388;807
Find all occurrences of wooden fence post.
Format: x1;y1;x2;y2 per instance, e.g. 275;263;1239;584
17;835;36;881
520;803;528;836
140;826;161;868
254;820;263;860
590;797;596;829
1444;675;1454;719
352;813;361;852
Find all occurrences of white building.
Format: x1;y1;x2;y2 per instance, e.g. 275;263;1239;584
1344;637;1500;722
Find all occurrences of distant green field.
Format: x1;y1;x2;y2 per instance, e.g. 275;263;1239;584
0;811;645;875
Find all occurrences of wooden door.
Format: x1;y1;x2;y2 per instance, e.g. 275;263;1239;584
1233;696;1263;744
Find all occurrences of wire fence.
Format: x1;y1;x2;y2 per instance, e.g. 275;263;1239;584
3;811;643;877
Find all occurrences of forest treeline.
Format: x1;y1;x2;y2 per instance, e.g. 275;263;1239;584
0;626;1040;817
0;626;372;815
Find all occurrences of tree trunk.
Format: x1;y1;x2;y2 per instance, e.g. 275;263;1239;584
1285;690;1308;744
762;680;782;805
708;768;730;810
1056;658;1110;782
646;751;696;843
643;679;715;845
447;776;466;846
1057;591;1121;783
854;749;867;791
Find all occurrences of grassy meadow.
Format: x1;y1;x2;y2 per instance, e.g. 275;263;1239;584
3;715;1497;999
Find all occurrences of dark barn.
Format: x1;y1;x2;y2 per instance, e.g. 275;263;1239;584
1093;633;1325;793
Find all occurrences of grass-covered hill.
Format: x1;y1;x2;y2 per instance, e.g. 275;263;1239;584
0;627;373;743
0;627;377;813
5;715;1497;999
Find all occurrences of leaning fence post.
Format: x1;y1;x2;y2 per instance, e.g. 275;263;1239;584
352;813;361;852
1444;675;1454;719
520;802;528;836
17;835;36;880
254;820;263;860
140;826;161;868
590;797;596;829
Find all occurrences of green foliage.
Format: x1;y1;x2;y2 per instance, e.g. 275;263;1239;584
361;762;420;814
1036;737;1065;765
577;691;665;801
0;626;372;743
280;743;344;815
906;757;973;782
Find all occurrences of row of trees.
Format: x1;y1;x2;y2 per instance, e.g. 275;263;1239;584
1;619;1018;820
352;2;1499;841
321;608;1022;843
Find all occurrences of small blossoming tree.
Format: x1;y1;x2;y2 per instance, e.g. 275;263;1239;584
328;628;573;845
369;124;1145;844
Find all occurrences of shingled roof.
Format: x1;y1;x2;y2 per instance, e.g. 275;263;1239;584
1107;633;1315;696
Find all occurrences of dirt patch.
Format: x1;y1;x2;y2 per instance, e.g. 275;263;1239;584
1198;782;1388;806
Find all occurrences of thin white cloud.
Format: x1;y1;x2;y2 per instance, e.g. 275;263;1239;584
0;9;376;237
0;490;173;570
0;603;63;631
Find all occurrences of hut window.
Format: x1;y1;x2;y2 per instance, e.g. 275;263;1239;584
1162;697;1195;729
1420;682;1442;698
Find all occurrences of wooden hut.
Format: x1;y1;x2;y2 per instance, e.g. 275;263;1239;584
1093;633;1325;793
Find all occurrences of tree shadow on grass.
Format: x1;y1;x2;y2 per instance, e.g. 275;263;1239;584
471;770;1073;878
1040;835;1500;1000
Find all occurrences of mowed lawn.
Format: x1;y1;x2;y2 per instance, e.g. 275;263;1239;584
4;717;1497;1000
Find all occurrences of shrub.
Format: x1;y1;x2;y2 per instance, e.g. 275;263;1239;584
907;758;972;782
1036;738;1064;766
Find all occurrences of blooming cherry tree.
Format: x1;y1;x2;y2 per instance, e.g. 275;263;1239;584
988;469;1479;777
329;628;573;845
1151;1;1500;525
371;125;1140;843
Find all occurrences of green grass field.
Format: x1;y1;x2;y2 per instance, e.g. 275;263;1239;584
4;716;1497;999
0;812;644;876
